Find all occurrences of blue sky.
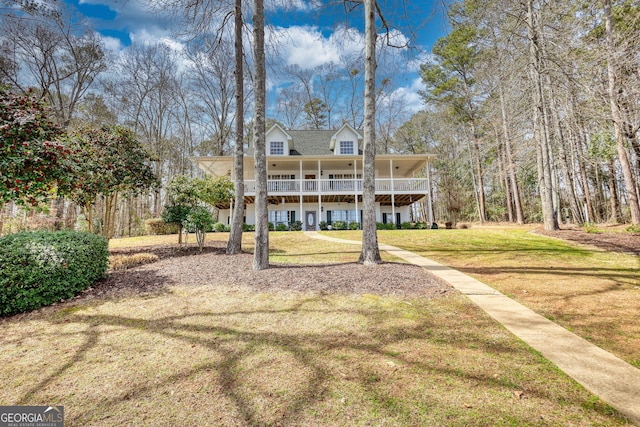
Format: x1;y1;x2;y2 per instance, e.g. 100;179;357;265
61;0;451;115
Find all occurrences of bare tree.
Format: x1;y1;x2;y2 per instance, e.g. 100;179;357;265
252;0;269;270
359;0;382;265
227;0;246;254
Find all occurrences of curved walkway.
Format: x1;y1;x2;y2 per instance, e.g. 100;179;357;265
305;231;640;425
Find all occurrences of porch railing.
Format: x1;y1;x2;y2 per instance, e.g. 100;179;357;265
243;178;428;194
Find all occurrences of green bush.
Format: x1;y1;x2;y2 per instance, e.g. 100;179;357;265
290;220;303;231
213;222;227;232
625;224;640;234
145;218;180;235
582;223;601;234
376;222;385;230
401;221;413;230
319;221;328;230
332;221;347;230
0;231;108;316
276;223;289;231
415;221;427;229
268;222;275;231
243;223;255;232
349;222;360;230
384;222;397;230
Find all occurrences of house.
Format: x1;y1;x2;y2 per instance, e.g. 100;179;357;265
192;123;434;230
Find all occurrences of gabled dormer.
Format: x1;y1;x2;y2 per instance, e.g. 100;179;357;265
329;124;363;155
266;123;293;156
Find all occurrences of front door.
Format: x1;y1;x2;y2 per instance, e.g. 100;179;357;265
305;211;317;230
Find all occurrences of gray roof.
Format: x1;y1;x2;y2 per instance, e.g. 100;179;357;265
247;129;362;156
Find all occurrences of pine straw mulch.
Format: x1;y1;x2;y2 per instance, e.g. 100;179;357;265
84;241;454;302
534;227;640;256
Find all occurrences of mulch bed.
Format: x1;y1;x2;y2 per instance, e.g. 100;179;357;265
534;228;640;256
92;241;455;301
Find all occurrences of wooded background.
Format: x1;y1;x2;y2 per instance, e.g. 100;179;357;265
1;0;639;236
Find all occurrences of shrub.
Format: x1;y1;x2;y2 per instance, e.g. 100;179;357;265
0;231;108;316
582;223;601;234
183;207;214;252
110;253;159;270
349;222;360;230
415;221;427;229
213;222;227;233
401;221;413;230
145;218;181;235
276;223;289;231
268;222;275;231
384;222;397;230
458;223;470;229
332;221;347;230
243;223;255;232
625;224;640;234
376;222;385;230
290;220;303;231
319;221;328;230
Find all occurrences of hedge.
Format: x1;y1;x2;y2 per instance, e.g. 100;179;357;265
0;230;109;316
145;218;180;235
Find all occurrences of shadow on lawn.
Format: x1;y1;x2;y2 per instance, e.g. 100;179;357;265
20;299;627;426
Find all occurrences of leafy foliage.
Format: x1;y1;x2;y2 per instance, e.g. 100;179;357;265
183;206;213;252
0;88;65;206
0;230;108;316
61;125;159;208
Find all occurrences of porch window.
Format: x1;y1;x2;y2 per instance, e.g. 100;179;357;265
327;209;358;225
270;141;285;155
339;140;354;155
268;210;296;225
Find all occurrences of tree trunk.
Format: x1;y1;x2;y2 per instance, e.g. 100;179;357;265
498;82;524;224
227;0;245;255
526;0;558;230
358;0;381;265
252;0;269;270
604;0;640;224
607;158;622;223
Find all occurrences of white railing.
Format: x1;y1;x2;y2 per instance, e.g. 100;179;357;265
243;178;428;194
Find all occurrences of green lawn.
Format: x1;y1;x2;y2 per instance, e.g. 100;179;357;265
0;230;634;425
332;227;640;368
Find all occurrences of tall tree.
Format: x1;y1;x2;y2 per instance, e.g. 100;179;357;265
359;0;382;265
252;0;269;270
227;0;246;255
420;23;487;222
603;0;640;224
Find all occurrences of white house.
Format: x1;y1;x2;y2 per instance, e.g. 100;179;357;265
192;123;434;230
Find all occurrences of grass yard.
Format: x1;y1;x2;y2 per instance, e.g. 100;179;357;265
335;227;640;368
0;230;633;425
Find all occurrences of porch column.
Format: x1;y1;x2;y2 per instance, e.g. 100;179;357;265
317;160;322;230
354;160;359;227
229;198;234;225
390;159;396;225
427;161;433;225
299;160;303;225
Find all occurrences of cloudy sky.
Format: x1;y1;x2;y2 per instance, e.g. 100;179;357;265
61;0;450;116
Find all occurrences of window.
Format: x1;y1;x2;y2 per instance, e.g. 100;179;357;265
268;210;295;225
327;210;358;225
339;140;354;155
270;141;284;155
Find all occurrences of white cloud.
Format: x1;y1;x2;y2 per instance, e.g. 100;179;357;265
392;78;425;114
267;25;363;70
97;34;123;52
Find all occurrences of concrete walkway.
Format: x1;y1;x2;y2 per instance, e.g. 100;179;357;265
305;231;640;425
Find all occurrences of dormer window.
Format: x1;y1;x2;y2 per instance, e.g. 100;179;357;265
270;141;285;155
339;140;354;155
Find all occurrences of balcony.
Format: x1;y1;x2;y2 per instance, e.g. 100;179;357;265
243;178;429;195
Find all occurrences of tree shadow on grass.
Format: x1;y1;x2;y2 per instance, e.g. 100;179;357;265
10;297;628;426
